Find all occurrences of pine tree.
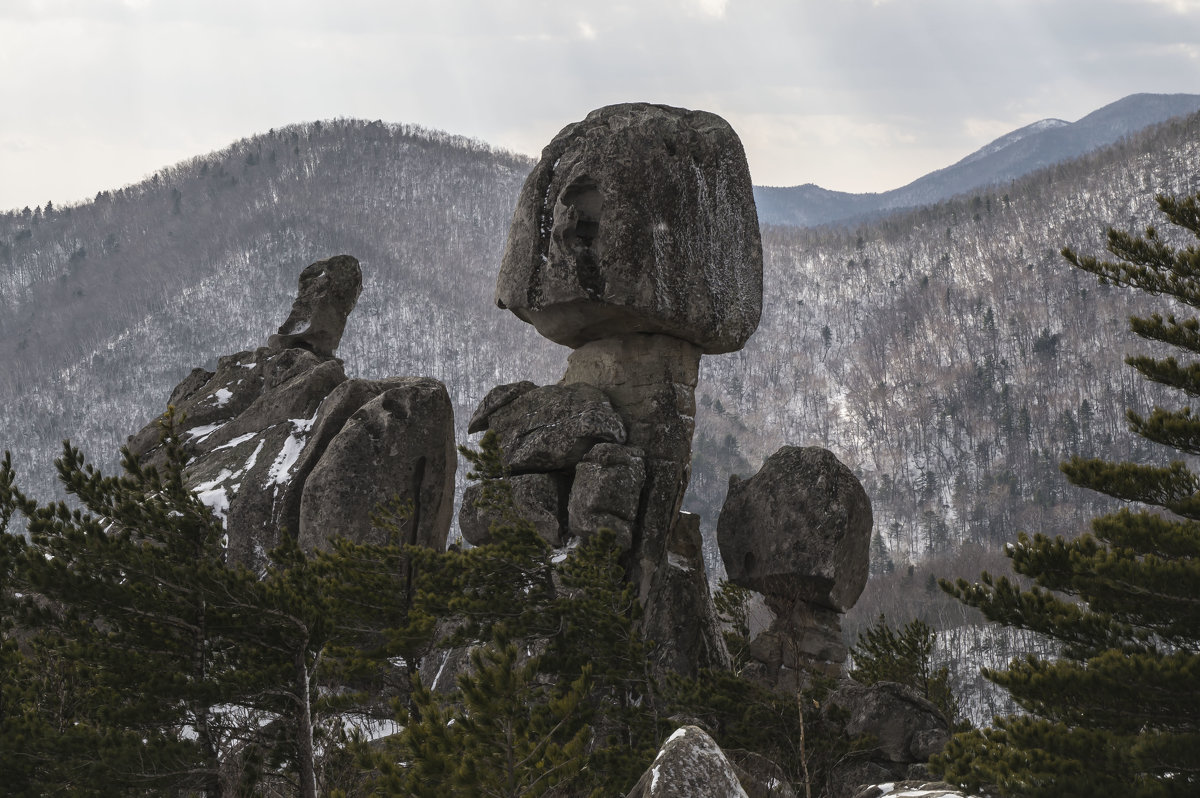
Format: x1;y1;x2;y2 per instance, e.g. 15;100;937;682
933;193;1200;796
850;614;957;723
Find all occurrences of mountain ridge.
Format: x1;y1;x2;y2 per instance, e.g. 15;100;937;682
754;92;1200;227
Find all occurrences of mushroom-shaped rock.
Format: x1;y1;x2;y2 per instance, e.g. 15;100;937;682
717;446;872;611
483;383;626;473
298;378;456;551
497;103;762;354
625;725;749;798
268;254;362;357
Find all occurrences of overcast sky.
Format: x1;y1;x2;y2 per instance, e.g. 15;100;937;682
3;0;1199;211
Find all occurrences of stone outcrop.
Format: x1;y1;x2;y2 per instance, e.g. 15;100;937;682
625;725;750;798
129;256;455;566
475;382;627;473
473;102;763;675
297;378;456;552
497;103;762;355
267;254;362;357
823;681;952;798
717;446;872;683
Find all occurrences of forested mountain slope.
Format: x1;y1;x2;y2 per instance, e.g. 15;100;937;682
3;111;1199;671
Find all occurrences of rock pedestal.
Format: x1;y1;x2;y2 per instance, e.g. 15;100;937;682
473;103;763;675
717;446;872;685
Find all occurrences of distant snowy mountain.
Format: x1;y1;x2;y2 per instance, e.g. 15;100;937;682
755;92;1200;227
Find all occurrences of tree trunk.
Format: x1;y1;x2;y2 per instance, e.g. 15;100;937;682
295;651;318;798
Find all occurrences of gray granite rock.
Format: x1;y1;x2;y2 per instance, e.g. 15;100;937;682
267;254;362;357
567;443;646;551
467;380;538;434
496;103;762;354
298;378;456;551
718;446;872;611
459;471;565;547
626;725;749;798
485;383;626;473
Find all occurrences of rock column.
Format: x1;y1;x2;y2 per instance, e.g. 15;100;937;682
486;103;764;673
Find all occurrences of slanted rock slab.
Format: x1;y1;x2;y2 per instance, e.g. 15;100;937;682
298;378;456;551
484;382;626;473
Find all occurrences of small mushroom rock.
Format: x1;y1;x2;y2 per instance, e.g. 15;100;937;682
267;254;363;358
717;446;872;612
496;103;763;354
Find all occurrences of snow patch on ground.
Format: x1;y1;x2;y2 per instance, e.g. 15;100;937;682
212;387;233;407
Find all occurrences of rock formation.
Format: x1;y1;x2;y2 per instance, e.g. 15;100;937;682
472;102;764;674
823;681;952;797
717;446;872;684
625;725;750;798
129;255;456;566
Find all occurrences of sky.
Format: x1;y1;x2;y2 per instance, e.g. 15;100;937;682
3;0;1200;211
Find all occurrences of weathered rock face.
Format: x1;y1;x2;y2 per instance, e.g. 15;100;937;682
267;255;363;357
297;378;456;552
459;471;565;548
716;446;872;684
823;681;951;798
477;383;627;473
625;725;750;798
129;257;455;567
567;443;646;551
718;446;872;611
496;103;763;354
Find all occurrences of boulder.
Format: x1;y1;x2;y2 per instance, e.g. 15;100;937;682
718;446;872;611
267;254;362;357
298;378;456;551
567;443;646;550
496;103;762;354
484;383;626;473
825;681;950;764
459;472;565;547
467;380;538;433
626;725;750;798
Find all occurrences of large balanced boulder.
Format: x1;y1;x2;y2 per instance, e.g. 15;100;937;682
496;103;762;354
267;254;362;357
718;446;872;611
